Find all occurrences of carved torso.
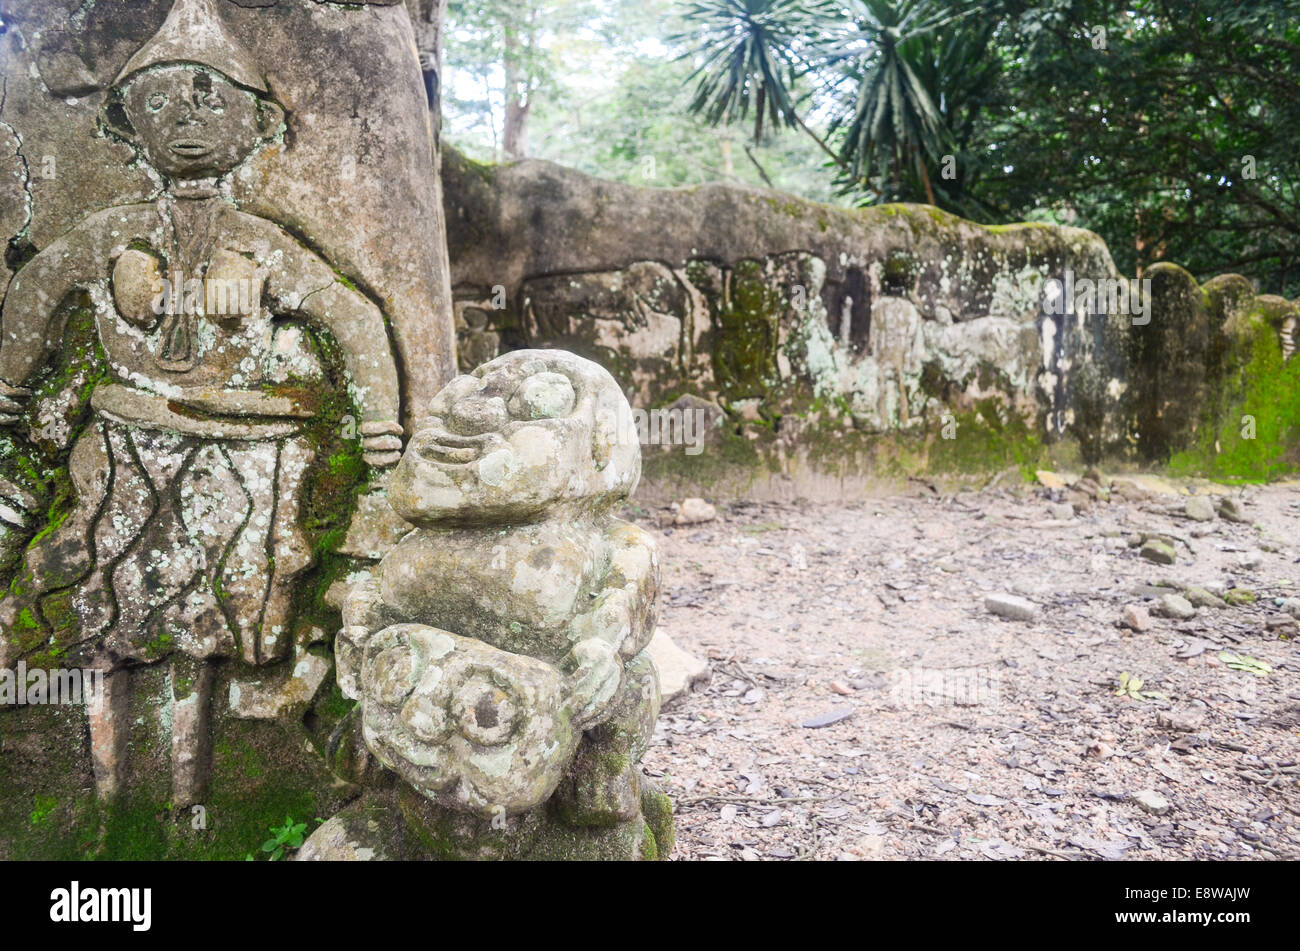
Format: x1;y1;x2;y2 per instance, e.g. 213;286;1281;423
100;196;323;407
378;519;615;664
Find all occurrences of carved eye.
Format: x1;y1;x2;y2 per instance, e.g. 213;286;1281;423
370;646;416;708
147;92;169;112
508;372;575;420
203;93;225;114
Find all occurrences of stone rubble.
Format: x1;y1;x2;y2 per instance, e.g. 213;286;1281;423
641;475;1300;861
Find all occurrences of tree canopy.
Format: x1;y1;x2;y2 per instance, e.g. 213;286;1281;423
442;0;1300;296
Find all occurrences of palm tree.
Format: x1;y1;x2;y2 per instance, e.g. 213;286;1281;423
674;0;843;161
676;0;985;207
826;0;976;205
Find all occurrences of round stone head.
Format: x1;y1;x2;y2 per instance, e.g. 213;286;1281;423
389;350;641;526
103;0;283;179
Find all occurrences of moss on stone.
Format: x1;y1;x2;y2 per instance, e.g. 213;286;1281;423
639;786;675;861
711;259;784;405
1168;313;1300;481
927;407;1045;477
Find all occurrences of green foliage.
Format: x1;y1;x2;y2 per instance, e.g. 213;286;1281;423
961;0;1300;296
446;0;1300;296
257;816;312;861
672;0;833;142
446;0;622;159
824;1;985;205
1218;651;1271;676
28;795;58;827
444;0;847;202
676;0;994;205
1115;671;1166;702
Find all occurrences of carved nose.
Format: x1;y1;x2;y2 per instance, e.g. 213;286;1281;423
447;395;507;436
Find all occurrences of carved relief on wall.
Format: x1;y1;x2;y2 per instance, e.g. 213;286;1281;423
473;252;1057;438
0;0;402;804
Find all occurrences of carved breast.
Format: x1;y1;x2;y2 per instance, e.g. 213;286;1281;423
105;245;273;386
111;246;267;330
111;248;165;329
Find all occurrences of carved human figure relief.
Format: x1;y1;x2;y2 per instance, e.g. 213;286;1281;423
0;0;401;804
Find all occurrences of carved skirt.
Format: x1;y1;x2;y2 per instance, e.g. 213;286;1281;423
4;410;316;667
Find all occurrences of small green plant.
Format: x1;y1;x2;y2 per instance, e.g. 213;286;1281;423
1218;651;1272;676
259;816;309;861
29;794;57;827
1115;672;1167;702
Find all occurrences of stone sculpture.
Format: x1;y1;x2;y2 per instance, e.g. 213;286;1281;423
0;0;401;805
306;349;674;860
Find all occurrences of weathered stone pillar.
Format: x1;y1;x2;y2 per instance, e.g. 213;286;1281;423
0;0;455;858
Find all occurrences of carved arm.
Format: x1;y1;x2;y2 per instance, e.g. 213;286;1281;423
260;231;403;467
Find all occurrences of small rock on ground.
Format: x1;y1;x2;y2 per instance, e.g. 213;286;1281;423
1184;586;1226;609
1216;497;1248;522
984;593;1039;622
1120;603;1152;632
1156;707;1205;733
1155;593;1196;620
1132;789;1172;815
674;497;717;526
1140;539;1177;564
646;630;710;704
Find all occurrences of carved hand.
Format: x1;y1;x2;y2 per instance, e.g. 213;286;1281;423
0;383;30;427
337;576;402;700
565;637;622;731
360;420;404;469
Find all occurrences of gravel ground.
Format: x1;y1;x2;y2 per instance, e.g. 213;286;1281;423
637;474;1300;861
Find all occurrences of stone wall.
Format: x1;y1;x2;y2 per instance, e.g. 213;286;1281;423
1132;266;1300;479
442;149;1299;499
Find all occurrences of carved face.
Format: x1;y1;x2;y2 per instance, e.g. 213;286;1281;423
359;624;580;818
119;66;273;178
388;350;641;525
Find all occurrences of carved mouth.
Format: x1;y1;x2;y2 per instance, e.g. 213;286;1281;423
169;140;212;158
414;430;490;465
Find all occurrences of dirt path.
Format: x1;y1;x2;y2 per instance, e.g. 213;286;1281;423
637;476;1300;860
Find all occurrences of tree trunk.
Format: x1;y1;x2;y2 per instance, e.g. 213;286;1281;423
503;97;531;160
409;0;445;142
501;14;534;161
918;158;937;206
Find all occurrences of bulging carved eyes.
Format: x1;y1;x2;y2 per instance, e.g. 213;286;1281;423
203;93;225;114
371;646;416;707
147;92;169;112
508;372;575;420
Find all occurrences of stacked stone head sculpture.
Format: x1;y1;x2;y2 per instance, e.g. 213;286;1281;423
338;350;672;858
388;348;642;523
